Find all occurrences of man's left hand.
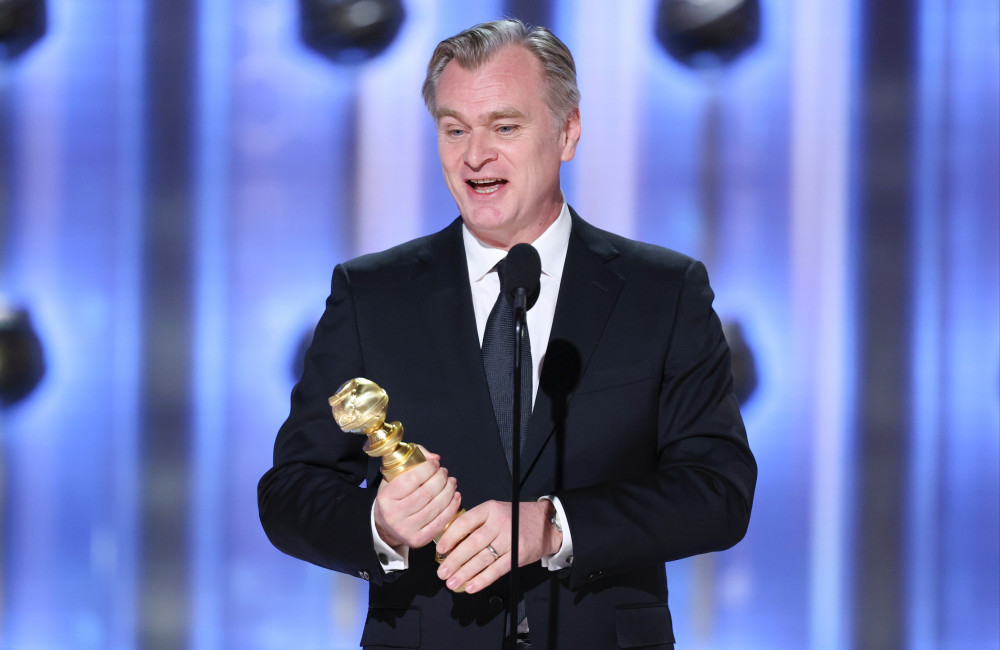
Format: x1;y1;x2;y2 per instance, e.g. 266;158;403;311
435;500;562;593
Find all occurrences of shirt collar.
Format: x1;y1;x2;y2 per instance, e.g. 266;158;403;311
463;201;572;284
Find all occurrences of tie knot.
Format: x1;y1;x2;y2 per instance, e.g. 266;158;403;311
494;257;507;287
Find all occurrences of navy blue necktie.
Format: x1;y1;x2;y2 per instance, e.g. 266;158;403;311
482;258;533;472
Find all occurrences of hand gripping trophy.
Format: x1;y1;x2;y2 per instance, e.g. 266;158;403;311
329;377;464;565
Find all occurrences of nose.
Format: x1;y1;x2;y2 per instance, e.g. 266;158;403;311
464;129;497;170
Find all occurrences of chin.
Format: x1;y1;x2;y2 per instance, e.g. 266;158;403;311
462;208;510;231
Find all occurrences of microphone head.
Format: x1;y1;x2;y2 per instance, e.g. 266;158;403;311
503;243;542;310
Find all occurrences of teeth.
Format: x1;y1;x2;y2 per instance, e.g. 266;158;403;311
467;178;506;194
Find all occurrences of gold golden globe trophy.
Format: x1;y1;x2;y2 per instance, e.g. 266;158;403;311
329;377;426;479
329;377;465;567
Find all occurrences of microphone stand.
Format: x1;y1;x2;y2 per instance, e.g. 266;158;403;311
508;286;527;649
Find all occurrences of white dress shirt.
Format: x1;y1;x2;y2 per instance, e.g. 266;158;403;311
373;203;576;573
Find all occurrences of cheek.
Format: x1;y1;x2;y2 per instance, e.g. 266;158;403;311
527;152;560;183
438;144;461;170
440;159;463;184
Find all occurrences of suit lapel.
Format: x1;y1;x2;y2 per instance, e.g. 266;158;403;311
411;219;513;490
520;211;624;485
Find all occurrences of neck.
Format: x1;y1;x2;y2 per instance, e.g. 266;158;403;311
468;203;562;251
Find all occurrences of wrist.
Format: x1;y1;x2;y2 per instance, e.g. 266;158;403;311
541;500;563;556
374;504;404;549
376;525;403;549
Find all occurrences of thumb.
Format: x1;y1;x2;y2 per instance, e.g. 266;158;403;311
417;444;440;462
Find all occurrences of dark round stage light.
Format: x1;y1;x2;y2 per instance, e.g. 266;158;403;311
0;0;46;60
0;305;45;407
655;0;760;69
300;0;405;65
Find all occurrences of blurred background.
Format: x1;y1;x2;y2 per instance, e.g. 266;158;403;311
0;0;997;648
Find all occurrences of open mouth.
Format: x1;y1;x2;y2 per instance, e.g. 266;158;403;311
466;178;508;194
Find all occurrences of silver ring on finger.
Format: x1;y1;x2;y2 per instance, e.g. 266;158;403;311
487;544;500;561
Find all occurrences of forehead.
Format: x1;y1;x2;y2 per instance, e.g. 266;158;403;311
435;45;547;118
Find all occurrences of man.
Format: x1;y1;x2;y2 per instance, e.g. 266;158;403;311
258;19;756;650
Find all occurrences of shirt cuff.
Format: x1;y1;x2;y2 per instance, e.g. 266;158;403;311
371;501;409;572
538;496;574;570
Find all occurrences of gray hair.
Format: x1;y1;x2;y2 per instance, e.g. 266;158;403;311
421;19;580;122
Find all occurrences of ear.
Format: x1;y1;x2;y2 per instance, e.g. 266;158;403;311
559;107;582;162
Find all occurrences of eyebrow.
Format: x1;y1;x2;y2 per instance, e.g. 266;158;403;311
435;107;527;124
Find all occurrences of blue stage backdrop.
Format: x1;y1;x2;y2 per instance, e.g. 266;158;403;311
0;0;996;648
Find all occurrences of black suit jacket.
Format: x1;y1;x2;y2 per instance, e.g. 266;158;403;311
258;210;756;649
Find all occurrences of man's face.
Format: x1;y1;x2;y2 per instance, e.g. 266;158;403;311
433;45;581;249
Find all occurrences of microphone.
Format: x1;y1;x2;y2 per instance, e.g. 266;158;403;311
502;243;541;313
500;242;539;649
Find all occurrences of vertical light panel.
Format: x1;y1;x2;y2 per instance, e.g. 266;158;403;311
137;0;198;639
3;1;148;646
354;1;442;256
6;1;80;646
705;3;798;646
630;10;705;259
1;34;63;641
788;0;857;648
908;0;948;647
562;0;650;238
2;21;62;649
936;0;1000;647
225;1;371;647
110;0;146;645
192;0;231;647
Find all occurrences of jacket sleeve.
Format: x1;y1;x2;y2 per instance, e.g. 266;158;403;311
555;259;757;590
257;263;391;584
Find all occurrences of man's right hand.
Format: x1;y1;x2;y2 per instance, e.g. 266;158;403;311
373;446;461;549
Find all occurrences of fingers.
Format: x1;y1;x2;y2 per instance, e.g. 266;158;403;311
439;536;510;593
436;500;488;552
379;468;453;528
463;548;512;594
444;544;511;594
374;458;461;548
440;512;499;572
378;455;441;501
424;489;463;542
435;501;557;593
436;501;512;592
416;444;440;463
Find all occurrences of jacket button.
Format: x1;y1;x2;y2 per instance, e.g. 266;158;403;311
587;570;603;582
359;570;370;581
488;596;504;613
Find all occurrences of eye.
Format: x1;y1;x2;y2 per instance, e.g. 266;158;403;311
440;126;465;138
497;125;519;135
